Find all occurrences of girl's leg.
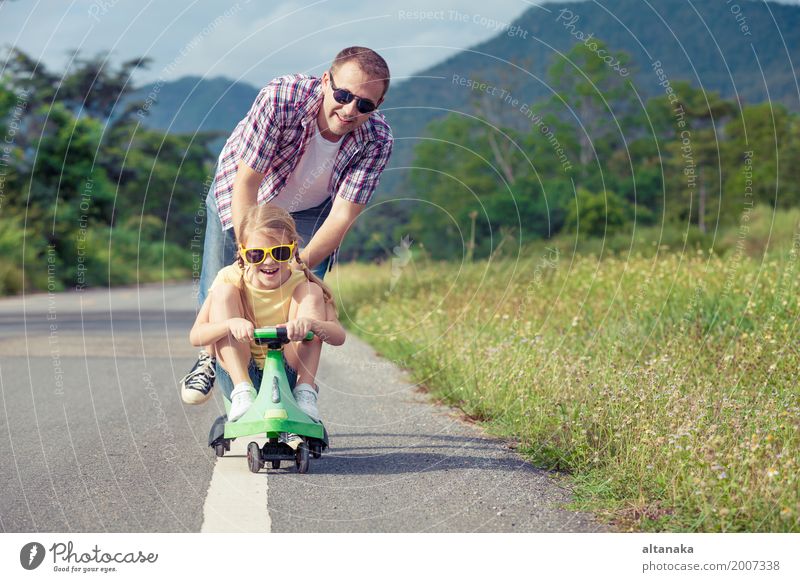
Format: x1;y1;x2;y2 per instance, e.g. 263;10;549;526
284;294;324;390
209;284;251;386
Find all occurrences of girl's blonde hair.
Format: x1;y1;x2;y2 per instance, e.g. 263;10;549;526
234;205;336;324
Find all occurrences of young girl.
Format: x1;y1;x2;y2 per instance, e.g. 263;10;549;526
189;205;345;422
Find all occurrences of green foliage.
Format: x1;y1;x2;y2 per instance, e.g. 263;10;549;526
408;35;800;258
547;38;637;169
68;217;190;287
0;213;52;294
724;103;800;211
0;49;208;294
564;187;634;238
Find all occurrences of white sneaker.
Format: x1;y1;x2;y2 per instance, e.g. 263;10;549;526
229;384;256;422
292;383;320;422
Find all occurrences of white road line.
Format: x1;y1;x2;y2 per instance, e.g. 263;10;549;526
200;439;271;532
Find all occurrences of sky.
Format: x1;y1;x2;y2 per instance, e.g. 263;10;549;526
3;0;799;89
0;0;567;89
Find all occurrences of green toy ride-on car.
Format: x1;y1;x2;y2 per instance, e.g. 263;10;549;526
207;326;329;473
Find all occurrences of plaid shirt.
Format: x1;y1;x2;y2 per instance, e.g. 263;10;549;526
213;74;393;234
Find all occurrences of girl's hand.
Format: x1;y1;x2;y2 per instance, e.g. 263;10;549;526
228;318;254;343
283;317;317;341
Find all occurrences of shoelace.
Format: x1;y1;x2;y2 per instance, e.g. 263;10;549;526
185;374;211;391
184;365;215;391
197;356;215;371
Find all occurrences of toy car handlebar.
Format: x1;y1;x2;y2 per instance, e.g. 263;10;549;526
253;326;314;343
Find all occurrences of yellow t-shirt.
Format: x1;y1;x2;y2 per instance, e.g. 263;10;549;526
209;264;307;368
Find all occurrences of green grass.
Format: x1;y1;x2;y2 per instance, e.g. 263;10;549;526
0;214;192;294
332;218;800;532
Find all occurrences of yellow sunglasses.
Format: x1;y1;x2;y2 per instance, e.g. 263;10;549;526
239;242;296;264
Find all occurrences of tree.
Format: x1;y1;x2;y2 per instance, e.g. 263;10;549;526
0;49;197;292
723;102;797;212
563;187;633;239
4;47;150;124
408;114;508;258
662;82;736;233
546;38;637;174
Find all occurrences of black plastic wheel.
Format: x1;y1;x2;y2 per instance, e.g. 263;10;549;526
311;443;321;459
247;441;263;473
214;443;225;457
295;441;310;473
271;460;280;469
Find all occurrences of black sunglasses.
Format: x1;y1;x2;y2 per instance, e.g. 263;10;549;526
329;70;378;114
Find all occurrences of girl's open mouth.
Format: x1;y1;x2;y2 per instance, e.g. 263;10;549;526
259;266;280;276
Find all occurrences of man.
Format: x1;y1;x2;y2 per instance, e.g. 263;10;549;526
180;46;393;403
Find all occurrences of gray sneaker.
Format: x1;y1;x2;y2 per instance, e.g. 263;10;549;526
292;383;320;422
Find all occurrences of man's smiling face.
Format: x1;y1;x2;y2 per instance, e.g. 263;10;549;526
317;61;385;141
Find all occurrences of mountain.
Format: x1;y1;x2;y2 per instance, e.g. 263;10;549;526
378;0;800;195
134;0;800;196
131;75;259;136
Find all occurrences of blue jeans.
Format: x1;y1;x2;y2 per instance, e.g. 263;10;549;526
198;189;333;306
215;357;298;401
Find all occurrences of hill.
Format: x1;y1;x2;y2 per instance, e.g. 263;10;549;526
379;0;800;194
131;75;259;136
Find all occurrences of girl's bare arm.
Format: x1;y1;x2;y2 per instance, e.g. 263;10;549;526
189;294;241;346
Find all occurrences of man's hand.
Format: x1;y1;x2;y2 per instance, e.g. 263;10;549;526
228;317;255;342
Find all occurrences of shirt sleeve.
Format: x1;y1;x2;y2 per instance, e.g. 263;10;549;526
238;84;282;174
335;137;393;205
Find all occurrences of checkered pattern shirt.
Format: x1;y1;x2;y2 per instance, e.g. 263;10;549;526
213;74;393;234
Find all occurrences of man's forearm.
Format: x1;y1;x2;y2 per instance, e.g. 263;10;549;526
231;160;265;240
299;217;349;269
300;199;365;268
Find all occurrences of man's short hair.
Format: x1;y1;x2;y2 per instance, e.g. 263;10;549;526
331;46;390;96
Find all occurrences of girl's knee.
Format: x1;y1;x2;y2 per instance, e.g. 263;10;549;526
209;284;244;320
211;283;239;303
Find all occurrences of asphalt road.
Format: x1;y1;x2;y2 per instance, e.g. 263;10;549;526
0;283;609;532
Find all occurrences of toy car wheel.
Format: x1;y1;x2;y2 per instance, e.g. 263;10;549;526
247;441;263;473
295;441;310;473
311;443;322;459
271;460;280;469
214;443;225;457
